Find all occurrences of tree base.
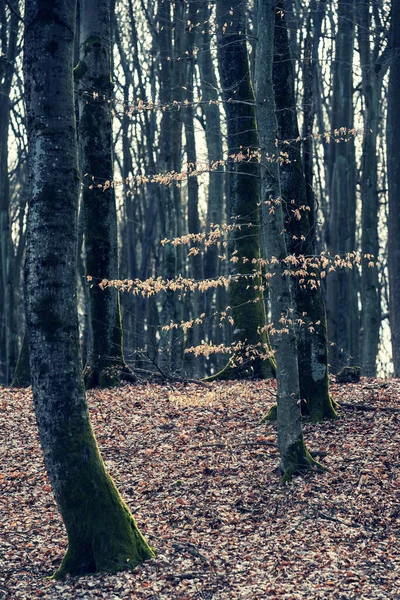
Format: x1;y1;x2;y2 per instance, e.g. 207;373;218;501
301;395;338;423
52;529;155;579
280;441;325;483
11;334;31;388
260;398;338;424
84;362;136;389
258;404;277;423
51;473;155;579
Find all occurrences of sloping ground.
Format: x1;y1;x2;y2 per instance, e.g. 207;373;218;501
0;378;399;599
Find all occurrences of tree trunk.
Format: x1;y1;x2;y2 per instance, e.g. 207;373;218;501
255;0;320;479
212;0;275;380
326;0;359;371
183;0;205;377
76;0;129;388
197;0;225;373
11;332;31;388
273;0;336;421
0;3;19;384
23;0;154;577
358;1;382;377
387;0;400;376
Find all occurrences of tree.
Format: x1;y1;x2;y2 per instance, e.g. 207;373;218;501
272;0;336;421
210;0;275;381
255;0;321;479
75;0;132;388
387;0;400;376
326;0;359;371
0;1;20;384
358;0;389;377
23;0;154;576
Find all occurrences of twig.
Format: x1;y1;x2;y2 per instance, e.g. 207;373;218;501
173;542;209;564
166;572;205;581
5;0;24;22
317;511;360;528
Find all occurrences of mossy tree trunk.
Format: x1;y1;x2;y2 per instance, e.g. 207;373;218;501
23;0;154;577
213;0;275;381
76;0;130;388
272;0;336;422
255;0;321;479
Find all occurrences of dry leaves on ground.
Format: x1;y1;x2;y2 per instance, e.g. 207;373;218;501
0;378;399;599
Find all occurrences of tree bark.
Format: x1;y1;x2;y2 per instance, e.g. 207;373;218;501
388;0;400;376
211;0;275;380
0;2;19;384
358;1;384;377
326;0;359;371
197;0;226;373
255;0;320;479
76;0;129;388
183;0;205;377
272;0;336;422
23;0;154;577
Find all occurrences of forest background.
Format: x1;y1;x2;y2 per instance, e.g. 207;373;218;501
1;0;400;595
0;0;397;387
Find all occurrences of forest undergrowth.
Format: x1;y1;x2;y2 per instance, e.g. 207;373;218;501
0;378;399;599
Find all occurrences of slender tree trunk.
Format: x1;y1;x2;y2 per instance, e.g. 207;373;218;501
23;0;154;577
156;0;185;373
387;0;400;376
326;0;359;371
211;0;275;380
183;0;205;376
11;331;31;388
358;1;382;377
273;0;336;421
197;0;225;372
0;3;19;384
76;0;130;388
255;0;320;479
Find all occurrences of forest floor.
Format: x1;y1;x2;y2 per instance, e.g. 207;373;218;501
0;378;399;599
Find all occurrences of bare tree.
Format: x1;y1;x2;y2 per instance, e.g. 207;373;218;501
24;0;154;576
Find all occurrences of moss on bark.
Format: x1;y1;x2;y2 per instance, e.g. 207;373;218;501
280;439;324;483
258;404;277;423
52;423;154;579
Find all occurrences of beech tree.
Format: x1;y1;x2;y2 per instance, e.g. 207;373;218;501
75;0;132;388
325;0;359;371
272;0;336;422
255;0;320;478
0;1;20;384
388;0;400;376
210;0;275;381
24;0;154;576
